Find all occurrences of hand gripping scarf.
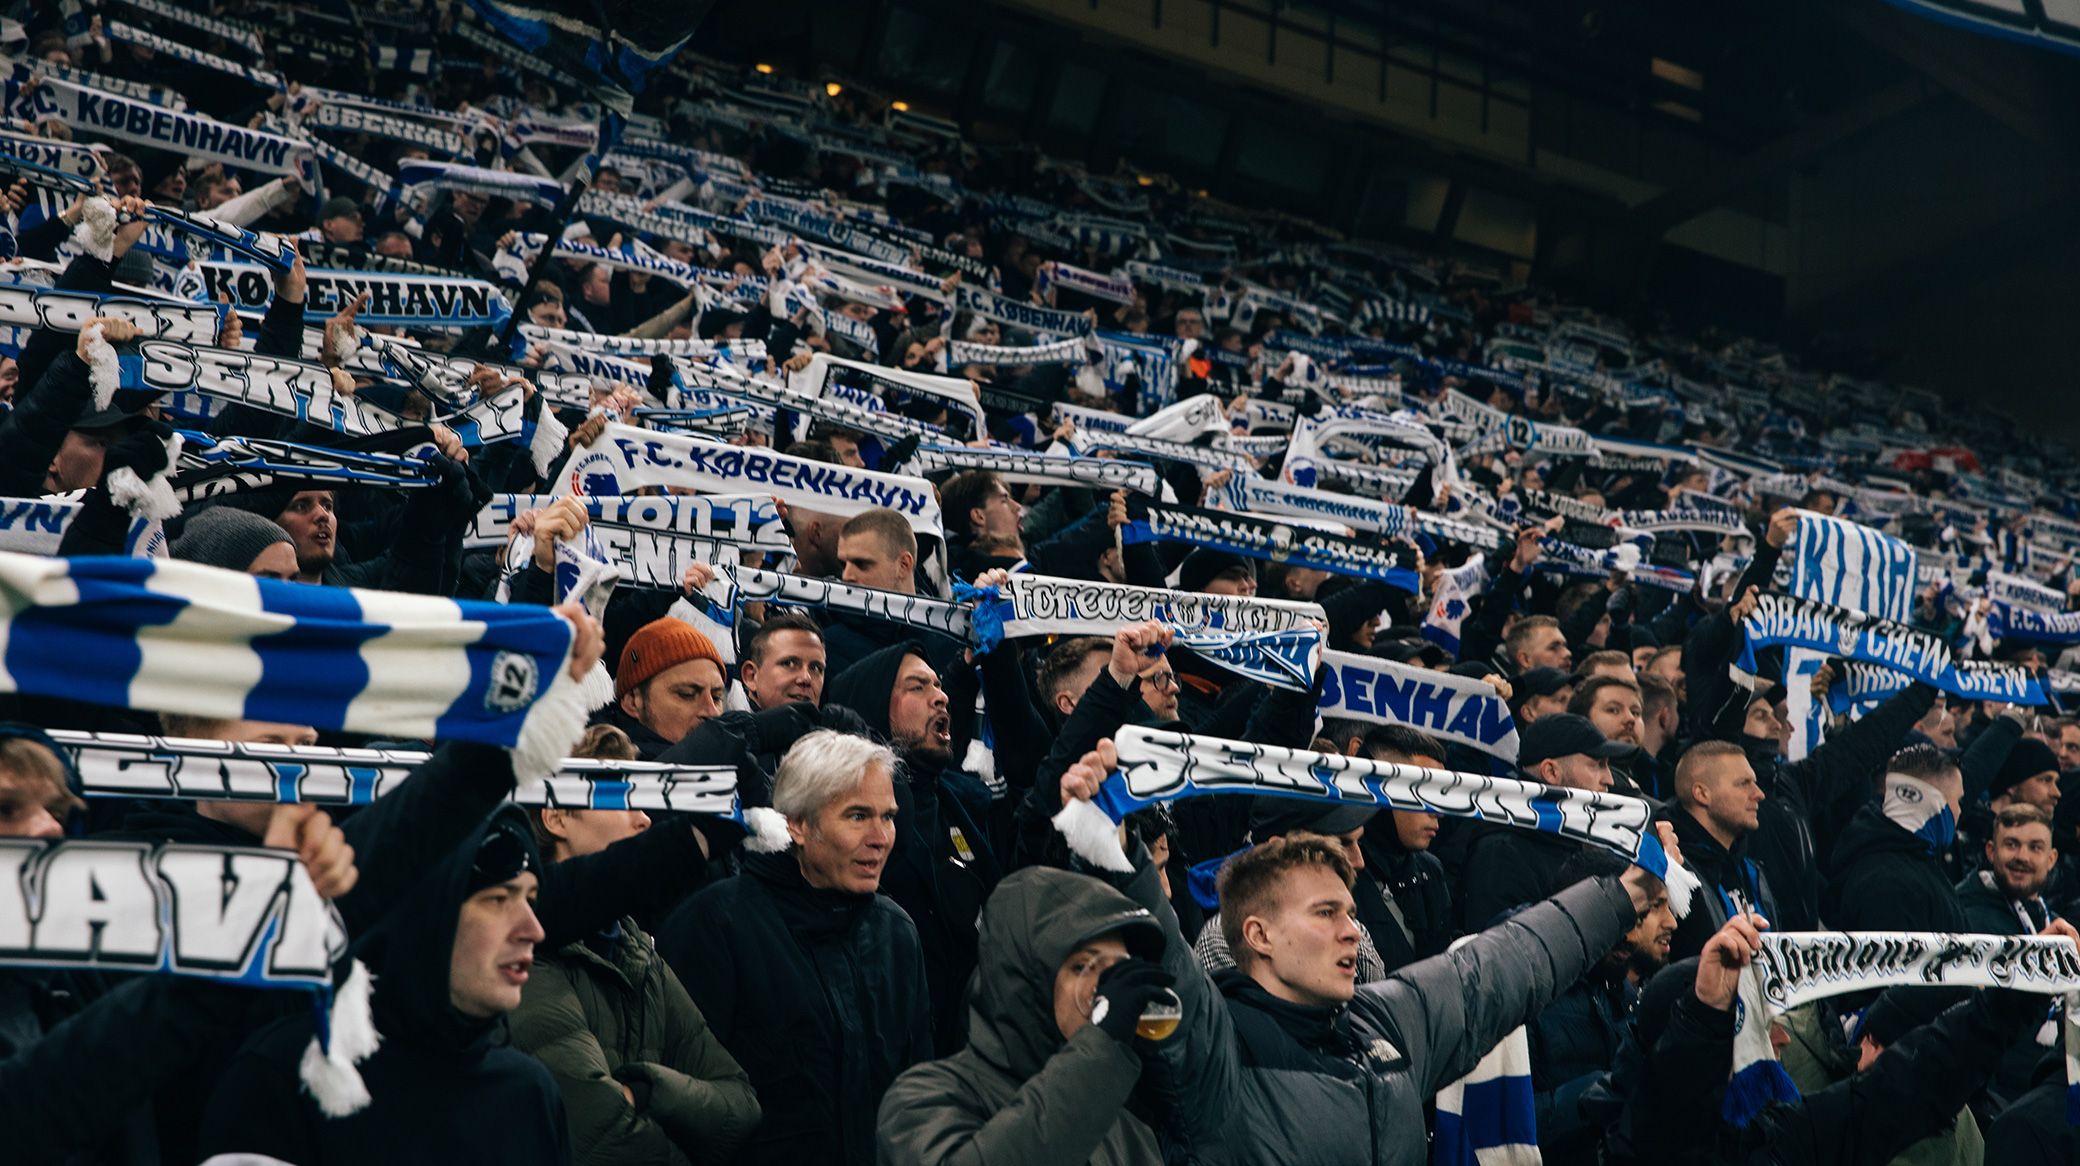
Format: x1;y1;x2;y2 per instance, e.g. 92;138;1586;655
0;835;377;1113
47;729;784;848
1737;591;2046;705
554;422;942;538
1054;725;1697;916
1723;930;2080;1128
0;551;592;785
1120;498;1424;591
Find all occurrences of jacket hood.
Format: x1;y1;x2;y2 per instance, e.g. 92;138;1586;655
353;803;543;1053
966;866;1163;1081
822;639;926;741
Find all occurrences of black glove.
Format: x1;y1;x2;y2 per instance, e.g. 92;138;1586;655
1606;583;1635;620
1089;959;1176;1044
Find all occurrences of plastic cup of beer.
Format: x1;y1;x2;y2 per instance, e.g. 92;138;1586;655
1136;987;1183;1041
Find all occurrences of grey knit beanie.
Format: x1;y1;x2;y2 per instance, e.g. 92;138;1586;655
171;507;294;573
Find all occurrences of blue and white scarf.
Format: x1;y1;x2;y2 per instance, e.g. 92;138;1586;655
963;574;1324;690
555;422;943;536
1317;649;1518;761
0;494;162;558
107;0;265;55
171;431;447;503
101;19;283;89
954;283;1093;338
1435;1006;1538;1166
1737;592;2045;704
0;836;372;1110
1423;557;1490;656
1055;726;1698;917
690;565;973;643
469;492;790;560
15;77;314;182
0;550;592;782
1121;500;1422;591
53;728;747;817
197;262;512;328
897;444;1162;497
0;284;221;344
1789;511;1920;622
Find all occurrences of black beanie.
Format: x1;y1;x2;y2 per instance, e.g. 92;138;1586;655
1991;738;2061;800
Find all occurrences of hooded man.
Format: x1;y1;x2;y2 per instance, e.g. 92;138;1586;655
874;867;1181;1164
200;808;571;1164
655;731;933;1166
822;641;1001;1054
1823;743;1968;932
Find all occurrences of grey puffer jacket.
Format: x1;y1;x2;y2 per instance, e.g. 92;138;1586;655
875;855;1234;1165
1201;875;1640;1166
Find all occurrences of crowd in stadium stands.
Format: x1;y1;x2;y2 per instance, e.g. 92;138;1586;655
3;2;2080;1164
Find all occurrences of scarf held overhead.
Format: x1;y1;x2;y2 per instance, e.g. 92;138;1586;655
1056;726;1697;917
0;551;589;782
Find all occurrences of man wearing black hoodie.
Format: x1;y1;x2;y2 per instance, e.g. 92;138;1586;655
1825;743;1969;932
821;639;1001;1054
199;807;573;1164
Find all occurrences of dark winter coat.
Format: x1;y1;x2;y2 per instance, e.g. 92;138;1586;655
1669;810;1779;962
1611;985;2043;1165
655;849;933;1166
1822;802;1967;932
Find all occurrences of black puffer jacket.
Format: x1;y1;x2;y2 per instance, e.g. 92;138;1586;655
654;849;933;1166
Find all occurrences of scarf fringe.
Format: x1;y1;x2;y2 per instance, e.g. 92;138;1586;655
1720;1056;1800;1128
71;197;116;262
529;403;571;478
1052;797;1134;873
298;959;380;1118
741;806;792;853
80;323;120;410
507;644;592;788
105;433;184;520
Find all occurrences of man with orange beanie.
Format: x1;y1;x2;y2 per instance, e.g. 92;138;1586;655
596;617;731;757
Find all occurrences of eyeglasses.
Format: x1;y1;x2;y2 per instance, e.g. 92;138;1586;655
1144;670;1178;691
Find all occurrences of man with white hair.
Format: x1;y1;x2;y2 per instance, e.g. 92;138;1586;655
656;731;931;1166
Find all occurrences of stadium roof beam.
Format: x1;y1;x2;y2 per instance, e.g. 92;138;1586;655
1828;0;2074;152
1626;76;1932;238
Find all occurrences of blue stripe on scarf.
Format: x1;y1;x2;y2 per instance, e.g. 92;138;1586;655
3;557;174;708
431;600;574;744
245;579;376;728
1433;1075;1537;1164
